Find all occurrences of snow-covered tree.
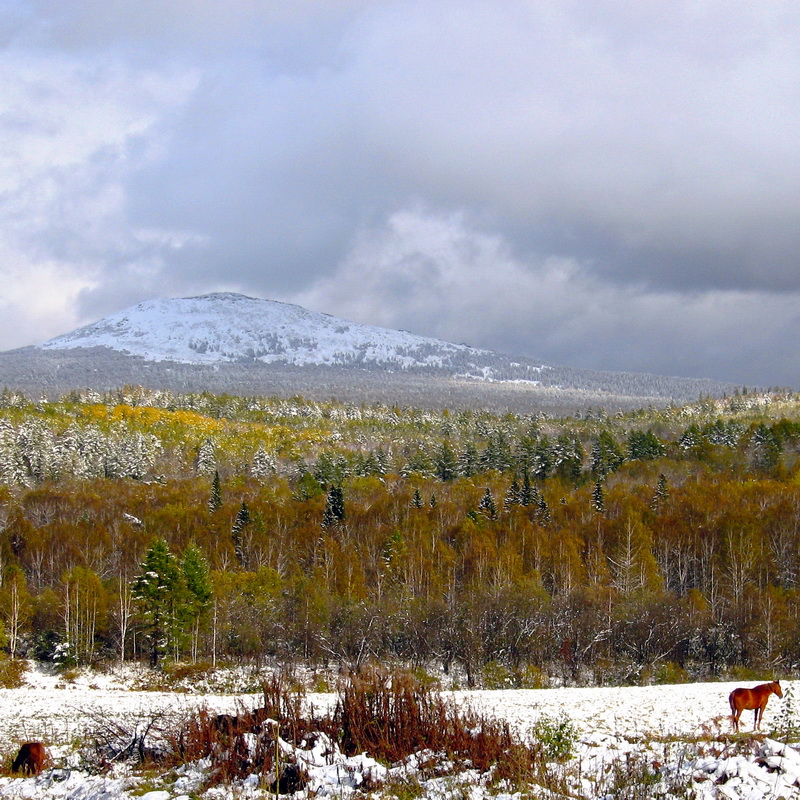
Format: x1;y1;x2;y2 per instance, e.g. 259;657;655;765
196;438;217;476
250;447;276;482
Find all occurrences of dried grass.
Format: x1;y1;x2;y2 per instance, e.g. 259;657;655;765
148;668;552;791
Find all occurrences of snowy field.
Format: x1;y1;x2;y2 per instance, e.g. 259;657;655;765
0;667;797;799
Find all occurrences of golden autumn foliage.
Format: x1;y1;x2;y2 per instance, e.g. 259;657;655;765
0;387;796;681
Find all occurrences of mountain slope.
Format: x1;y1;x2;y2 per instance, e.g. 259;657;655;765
40;292;545;381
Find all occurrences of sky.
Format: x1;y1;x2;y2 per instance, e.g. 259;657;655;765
1;0;799;388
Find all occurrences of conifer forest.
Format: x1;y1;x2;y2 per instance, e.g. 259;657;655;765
0;385;798;686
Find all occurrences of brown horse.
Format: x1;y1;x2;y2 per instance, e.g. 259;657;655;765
12;742;48;775
729;680;783;732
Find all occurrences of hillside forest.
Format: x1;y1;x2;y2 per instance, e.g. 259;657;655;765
0;385;797;687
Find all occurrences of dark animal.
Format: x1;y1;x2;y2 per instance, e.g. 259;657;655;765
212;713;239;736
12;742;47;775
212;707;272;737
729;680;783;732
270;763;306;794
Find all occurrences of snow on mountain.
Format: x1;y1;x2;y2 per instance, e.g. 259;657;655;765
40;292;546;380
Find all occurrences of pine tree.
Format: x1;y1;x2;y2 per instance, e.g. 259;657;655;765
536;496;551;526
553;433;584;483
208;471;222;513
531;436;553;480
478;487;497;520
181;545;212;662
250;447;276;482
132;539;183;667
196;438;217;476
591;480;606;514
458;443;480;477
322;485;345;528
750;423;782;472
504;478;521;511
590;430;624;478
231;501;251;567
0;421;26;486
520;471;538;507
627;429;665;461
651;473;669;511
411;488;424;508
434;440;459;481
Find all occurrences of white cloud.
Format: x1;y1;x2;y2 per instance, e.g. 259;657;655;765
0;48;201;340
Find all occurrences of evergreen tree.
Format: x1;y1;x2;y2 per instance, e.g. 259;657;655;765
504;478;521;511
181;545;212;662
480;431;513;472
750;423;782;472
208;470;222;513
678;424;709;457
591;480;606;514
411;488;424;508
0;421;26;485
250;447;276;482
132;539;183;667
531;436;553;480
314;451;349;486
626;429;665;461
196;438;216;476
650;473;669;511
478;487;497;520
322;485;345;528
231;501;251;567
434;440;459;481
458;443;480;477
553;433;584;483
536;496;551;526
520;471;538;507
590;430;624;478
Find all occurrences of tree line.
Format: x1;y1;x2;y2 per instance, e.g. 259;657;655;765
0;387;797;684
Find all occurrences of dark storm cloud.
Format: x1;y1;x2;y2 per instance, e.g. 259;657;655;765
3;0;800;385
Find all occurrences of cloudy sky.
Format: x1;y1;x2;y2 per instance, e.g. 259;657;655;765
2;1;799;387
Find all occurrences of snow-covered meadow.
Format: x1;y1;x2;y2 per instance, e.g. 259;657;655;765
0;666;797;800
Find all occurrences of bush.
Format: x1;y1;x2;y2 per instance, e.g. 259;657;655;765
482;661;512;689
514;664;547;689
162;661;214;685
530;712;578;762
0;659;26;688
655;662;690;685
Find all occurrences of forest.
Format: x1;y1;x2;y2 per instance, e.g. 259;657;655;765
0;384;797;686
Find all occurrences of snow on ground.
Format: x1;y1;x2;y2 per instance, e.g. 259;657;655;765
0;667;796;799
457;682;755;741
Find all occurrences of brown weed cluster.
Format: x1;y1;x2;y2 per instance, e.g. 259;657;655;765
160;669;548;791
335;667;540;781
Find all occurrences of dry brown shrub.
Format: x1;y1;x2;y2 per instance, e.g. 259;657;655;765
162;667;555;792
334;666;541;781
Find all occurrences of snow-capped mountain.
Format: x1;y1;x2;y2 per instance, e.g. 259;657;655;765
40;292;544;380
14;292;735;410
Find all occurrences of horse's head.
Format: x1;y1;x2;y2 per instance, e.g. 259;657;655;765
772;680;784;698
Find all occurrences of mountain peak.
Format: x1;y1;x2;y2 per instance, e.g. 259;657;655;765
40;293;521;378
